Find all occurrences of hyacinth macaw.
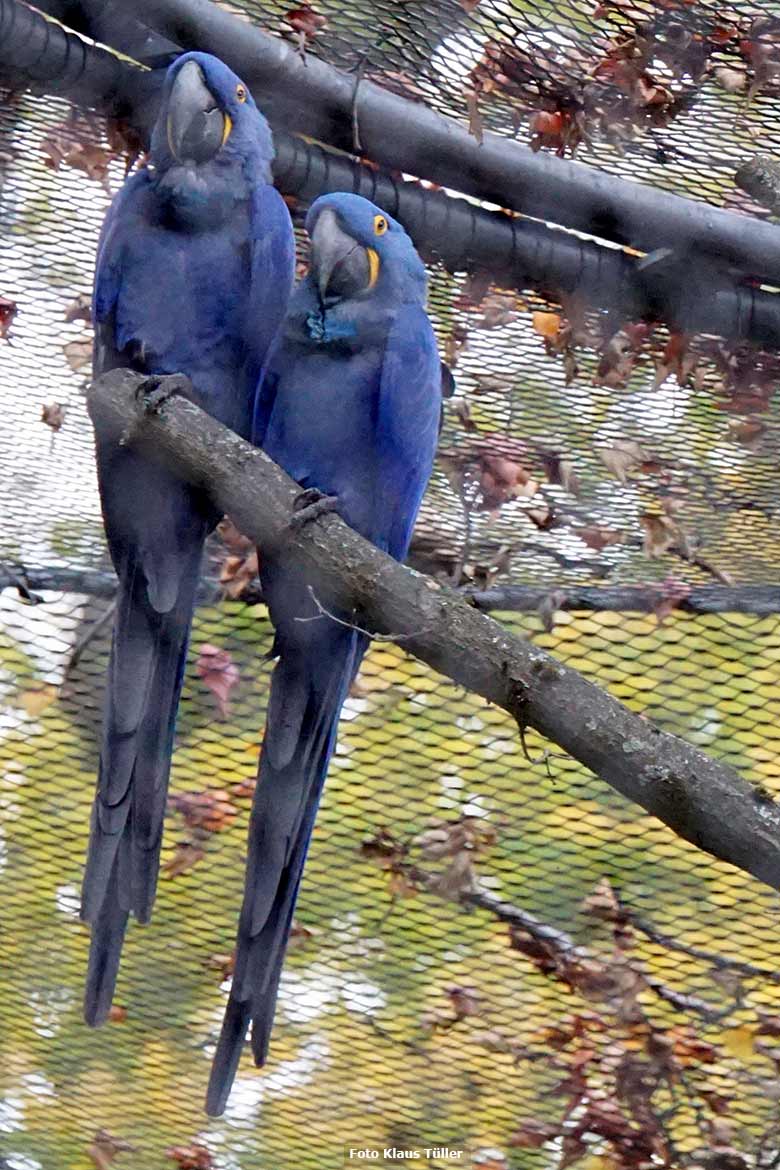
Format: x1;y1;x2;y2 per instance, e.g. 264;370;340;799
83;51;294;1027
206;192;441;1115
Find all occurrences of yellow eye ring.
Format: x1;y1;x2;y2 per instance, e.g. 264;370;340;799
236;84;248;103
373;214;388;236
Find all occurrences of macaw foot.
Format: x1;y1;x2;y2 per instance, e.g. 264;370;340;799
289;488;340;530
136;373;194;414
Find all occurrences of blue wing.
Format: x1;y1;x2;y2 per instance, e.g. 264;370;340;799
207;302;441;1113
245;184;295;443
83;167;295;1026
92;170;152;374
373;303;441;559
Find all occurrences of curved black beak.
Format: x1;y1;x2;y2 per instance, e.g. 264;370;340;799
166;60;229;165
310;208;378;305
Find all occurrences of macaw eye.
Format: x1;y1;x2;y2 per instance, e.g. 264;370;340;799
373;214;388;236
236;84;248;103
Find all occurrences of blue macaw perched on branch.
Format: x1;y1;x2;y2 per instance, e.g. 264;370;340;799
83;52;294;1027
206;192;441;1115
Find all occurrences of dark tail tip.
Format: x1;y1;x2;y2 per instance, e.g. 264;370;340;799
205;997;251;1117
83;896;129;1027
250;1008;274;1069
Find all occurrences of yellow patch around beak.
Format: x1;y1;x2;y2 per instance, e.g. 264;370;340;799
366;247;380;290
221;113;233;147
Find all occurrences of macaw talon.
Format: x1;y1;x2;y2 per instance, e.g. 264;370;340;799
289;487;340;530
136;373;194;414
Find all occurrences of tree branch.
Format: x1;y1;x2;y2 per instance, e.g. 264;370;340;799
624;906;780;983
6;566;780;617
394;864;726;1022
86;369;780;893
469;584;780;616
0;565;118;599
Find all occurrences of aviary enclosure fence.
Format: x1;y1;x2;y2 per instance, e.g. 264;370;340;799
2;0;780;1167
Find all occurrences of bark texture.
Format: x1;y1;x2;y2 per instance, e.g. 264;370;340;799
86;369;780;892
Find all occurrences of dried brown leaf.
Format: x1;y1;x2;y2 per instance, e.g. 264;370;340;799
446;984;482;1019
88;1130;134;1170
195;644;239;718
361;828;406;868
540;451;580;495
757;1012;780;1037
205;952;235;980
170;789;238;834
41;125;114;189
219;550;259;600
217;516;253;554
581;877;620;922
285;4;327;37
162;841;206;879
669;1025;719;1067
289;918;319;948
64;293;92;324
0;294;17;339
598;439;655;485
433;850;475;898
532;311;563;341
477;292;518;329
64;337;92;371
466;90;484;143
640;512;678;558
19;683;58;716
165;1144;214;1170
41;403;66;431
579;525;623;551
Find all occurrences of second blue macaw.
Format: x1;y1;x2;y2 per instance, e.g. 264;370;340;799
83;52;294;1027
206;192;441;1115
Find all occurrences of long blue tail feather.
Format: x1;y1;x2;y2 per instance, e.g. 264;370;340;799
205;619;365;1116
81;526;203;1024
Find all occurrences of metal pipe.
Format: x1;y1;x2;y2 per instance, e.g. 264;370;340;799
3;0;780;350
0;0;160;123
21;0;180;66
6;565;780;616
126;0;780;287
275;135;780;348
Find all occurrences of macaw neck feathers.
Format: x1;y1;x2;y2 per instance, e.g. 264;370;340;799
151;157;254;230
304;310;357;344
286;279;402;351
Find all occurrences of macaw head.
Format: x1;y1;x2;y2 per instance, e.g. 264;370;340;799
305;193;427;309
150;52;274;179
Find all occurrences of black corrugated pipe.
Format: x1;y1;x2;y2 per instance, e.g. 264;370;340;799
3;0;780;350
275;136;780;349
119;0;780;287
19;0;181;67
0;0;160;123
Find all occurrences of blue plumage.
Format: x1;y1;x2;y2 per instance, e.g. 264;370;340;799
83;52;294;1026
207;192;441;1114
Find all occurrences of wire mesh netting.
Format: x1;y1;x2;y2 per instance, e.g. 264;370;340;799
3;1;780;1169
250;0;780;207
